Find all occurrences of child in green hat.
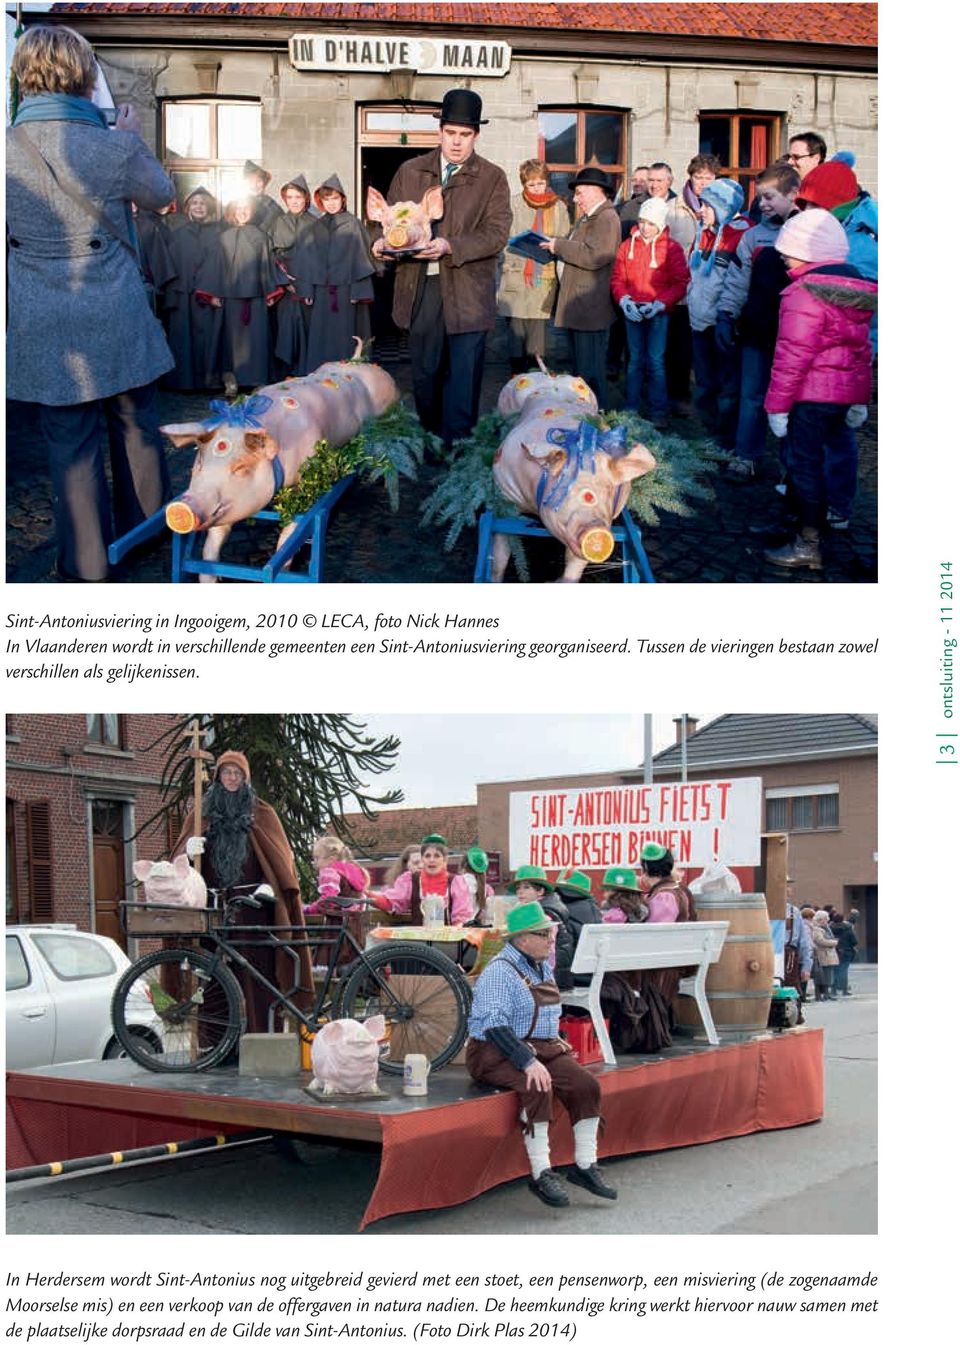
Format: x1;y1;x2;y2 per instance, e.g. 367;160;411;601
466;901;616;1209
640;844;695;923
509;865;575;988
599;865;648;924
457;846;495;921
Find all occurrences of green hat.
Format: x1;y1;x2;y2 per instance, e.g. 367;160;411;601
465;846;489;874
421;833;448;849
640;842;668;862
601;865;642;893
554;868;593;899
505;901;553;938
508;864;554;895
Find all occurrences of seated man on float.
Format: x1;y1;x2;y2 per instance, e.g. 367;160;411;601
371;833;474;925
466;901;616;1209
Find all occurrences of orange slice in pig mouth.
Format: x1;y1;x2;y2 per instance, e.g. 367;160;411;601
580;528;614;563
386;225;409;248
166;500;198;533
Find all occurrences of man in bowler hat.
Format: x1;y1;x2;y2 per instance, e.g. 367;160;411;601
372;88;511;450
540;166;621;408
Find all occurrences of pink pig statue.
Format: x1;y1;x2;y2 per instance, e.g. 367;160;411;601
365;185;444;254
160;341;398;582
309;1015;387;1095
492;370;657;583
132;855;207;908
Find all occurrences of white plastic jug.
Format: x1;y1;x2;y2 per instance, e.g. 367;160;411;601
422;894;445;927
403;1053;431;1096
490;895;508;929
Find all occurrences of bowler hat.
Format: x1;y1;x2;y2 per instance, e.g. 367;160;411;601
506;901;554;938
640;842;668;862
569;166;614;196
433;88;488;128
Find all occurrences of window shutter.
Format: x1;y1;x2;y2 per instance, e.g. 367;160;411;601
26;800;54;921
166;806;183;856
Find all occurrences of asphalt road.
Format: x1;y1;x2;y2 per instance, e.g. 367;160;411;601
6;966;876;1236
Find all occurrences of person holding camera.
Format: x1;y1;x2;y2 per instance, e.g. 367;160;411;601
7;24;176;582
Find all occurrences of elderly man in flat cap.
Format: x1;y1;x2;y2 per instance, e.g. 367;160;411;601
372;87;511;451
540;166;621;408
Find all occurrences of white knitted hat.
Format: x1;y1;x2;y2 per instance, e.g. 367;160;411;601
775;208;850;264
638;197;669;231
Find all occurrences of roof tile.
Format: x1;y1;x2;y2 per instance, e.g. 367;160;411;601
49;4;877;48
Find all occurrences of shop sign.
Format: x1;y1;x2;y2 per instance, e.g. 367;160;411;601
509;777;763;871
289;33;511;77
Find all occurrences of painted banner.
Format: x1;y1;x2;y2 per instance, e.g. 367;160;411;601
508;777;763;871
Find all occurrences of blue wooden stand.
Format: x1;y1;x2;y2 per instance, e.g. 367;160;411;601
473;509;656;583
108;475;355;583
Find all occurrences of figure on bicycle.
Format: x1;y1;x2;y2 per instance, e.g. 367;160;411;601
172;750;312;1029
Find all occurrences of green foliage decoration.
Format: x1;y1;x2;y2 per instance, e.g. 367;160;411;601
420;403;718;580
274;400;431;527
591;410;718;525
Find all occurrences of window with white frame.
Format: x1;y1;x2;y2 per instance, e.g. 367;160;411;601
765;783;839;833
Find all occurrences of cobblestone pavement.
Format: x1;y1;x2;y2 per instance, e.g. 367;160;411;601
6;344;877;586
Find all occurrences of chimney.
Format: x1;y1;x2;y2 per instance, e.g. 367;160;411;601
673;716;699;744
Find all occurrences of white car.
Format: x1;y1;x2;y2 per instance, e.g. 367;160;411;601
6;925;161;1070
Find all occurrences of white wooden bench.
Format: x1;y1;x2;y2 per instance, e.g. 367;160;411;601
560;921;729;1064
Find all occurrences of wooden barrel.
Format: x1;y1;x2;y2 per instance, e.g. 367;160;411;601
673;892;775;1040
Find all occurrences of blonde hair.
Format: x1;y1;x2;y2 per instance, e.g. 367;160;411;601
12;25;99;98
312;834;351;866
519;159;548;185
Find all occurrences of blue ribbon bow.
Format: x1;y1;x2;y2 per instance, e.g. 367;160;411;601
202;393;274;431
536;422;629;512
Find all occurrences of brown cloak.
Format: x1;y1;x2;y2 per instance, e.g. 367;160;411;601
174;800;313;1024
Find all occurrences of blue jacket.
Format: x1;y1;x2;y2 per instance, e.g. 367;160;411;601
843;193;878;355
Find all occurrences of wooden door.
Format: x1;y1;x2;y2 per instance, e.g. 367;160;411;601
92;801;126;951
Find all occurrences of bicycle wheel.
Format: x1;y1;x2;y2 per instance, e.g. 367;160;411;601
111;948;245;1073
336;942;472;1074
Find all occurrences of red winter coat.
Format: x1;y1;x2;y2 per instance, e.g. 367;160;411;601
610;226;689;310
764;262;878;413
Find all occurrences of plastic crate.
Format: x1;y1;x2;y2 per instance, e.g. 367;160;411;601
559;1015;607;1065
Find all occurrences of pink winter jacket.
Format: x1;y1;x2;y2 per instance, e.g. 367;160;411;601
764;262;878;413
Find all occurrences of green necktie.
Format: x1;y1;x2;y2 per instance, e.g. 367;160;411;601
442;163;459;187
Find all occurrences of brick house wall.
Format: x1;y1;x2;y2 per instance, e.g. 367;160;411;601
340;804;479;858
6;714;182;933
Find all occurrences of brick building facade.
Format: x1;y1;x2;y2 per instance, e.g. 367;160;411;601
42;4;877;217
476;715;878;956
6;714;181;950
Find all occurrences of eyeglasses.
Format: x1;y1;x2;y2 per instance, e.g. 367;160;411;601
524;929;554;940
787;151;817;163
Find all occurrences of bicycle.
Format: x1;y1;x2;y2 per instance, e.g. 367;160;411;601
110;885;471;1076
